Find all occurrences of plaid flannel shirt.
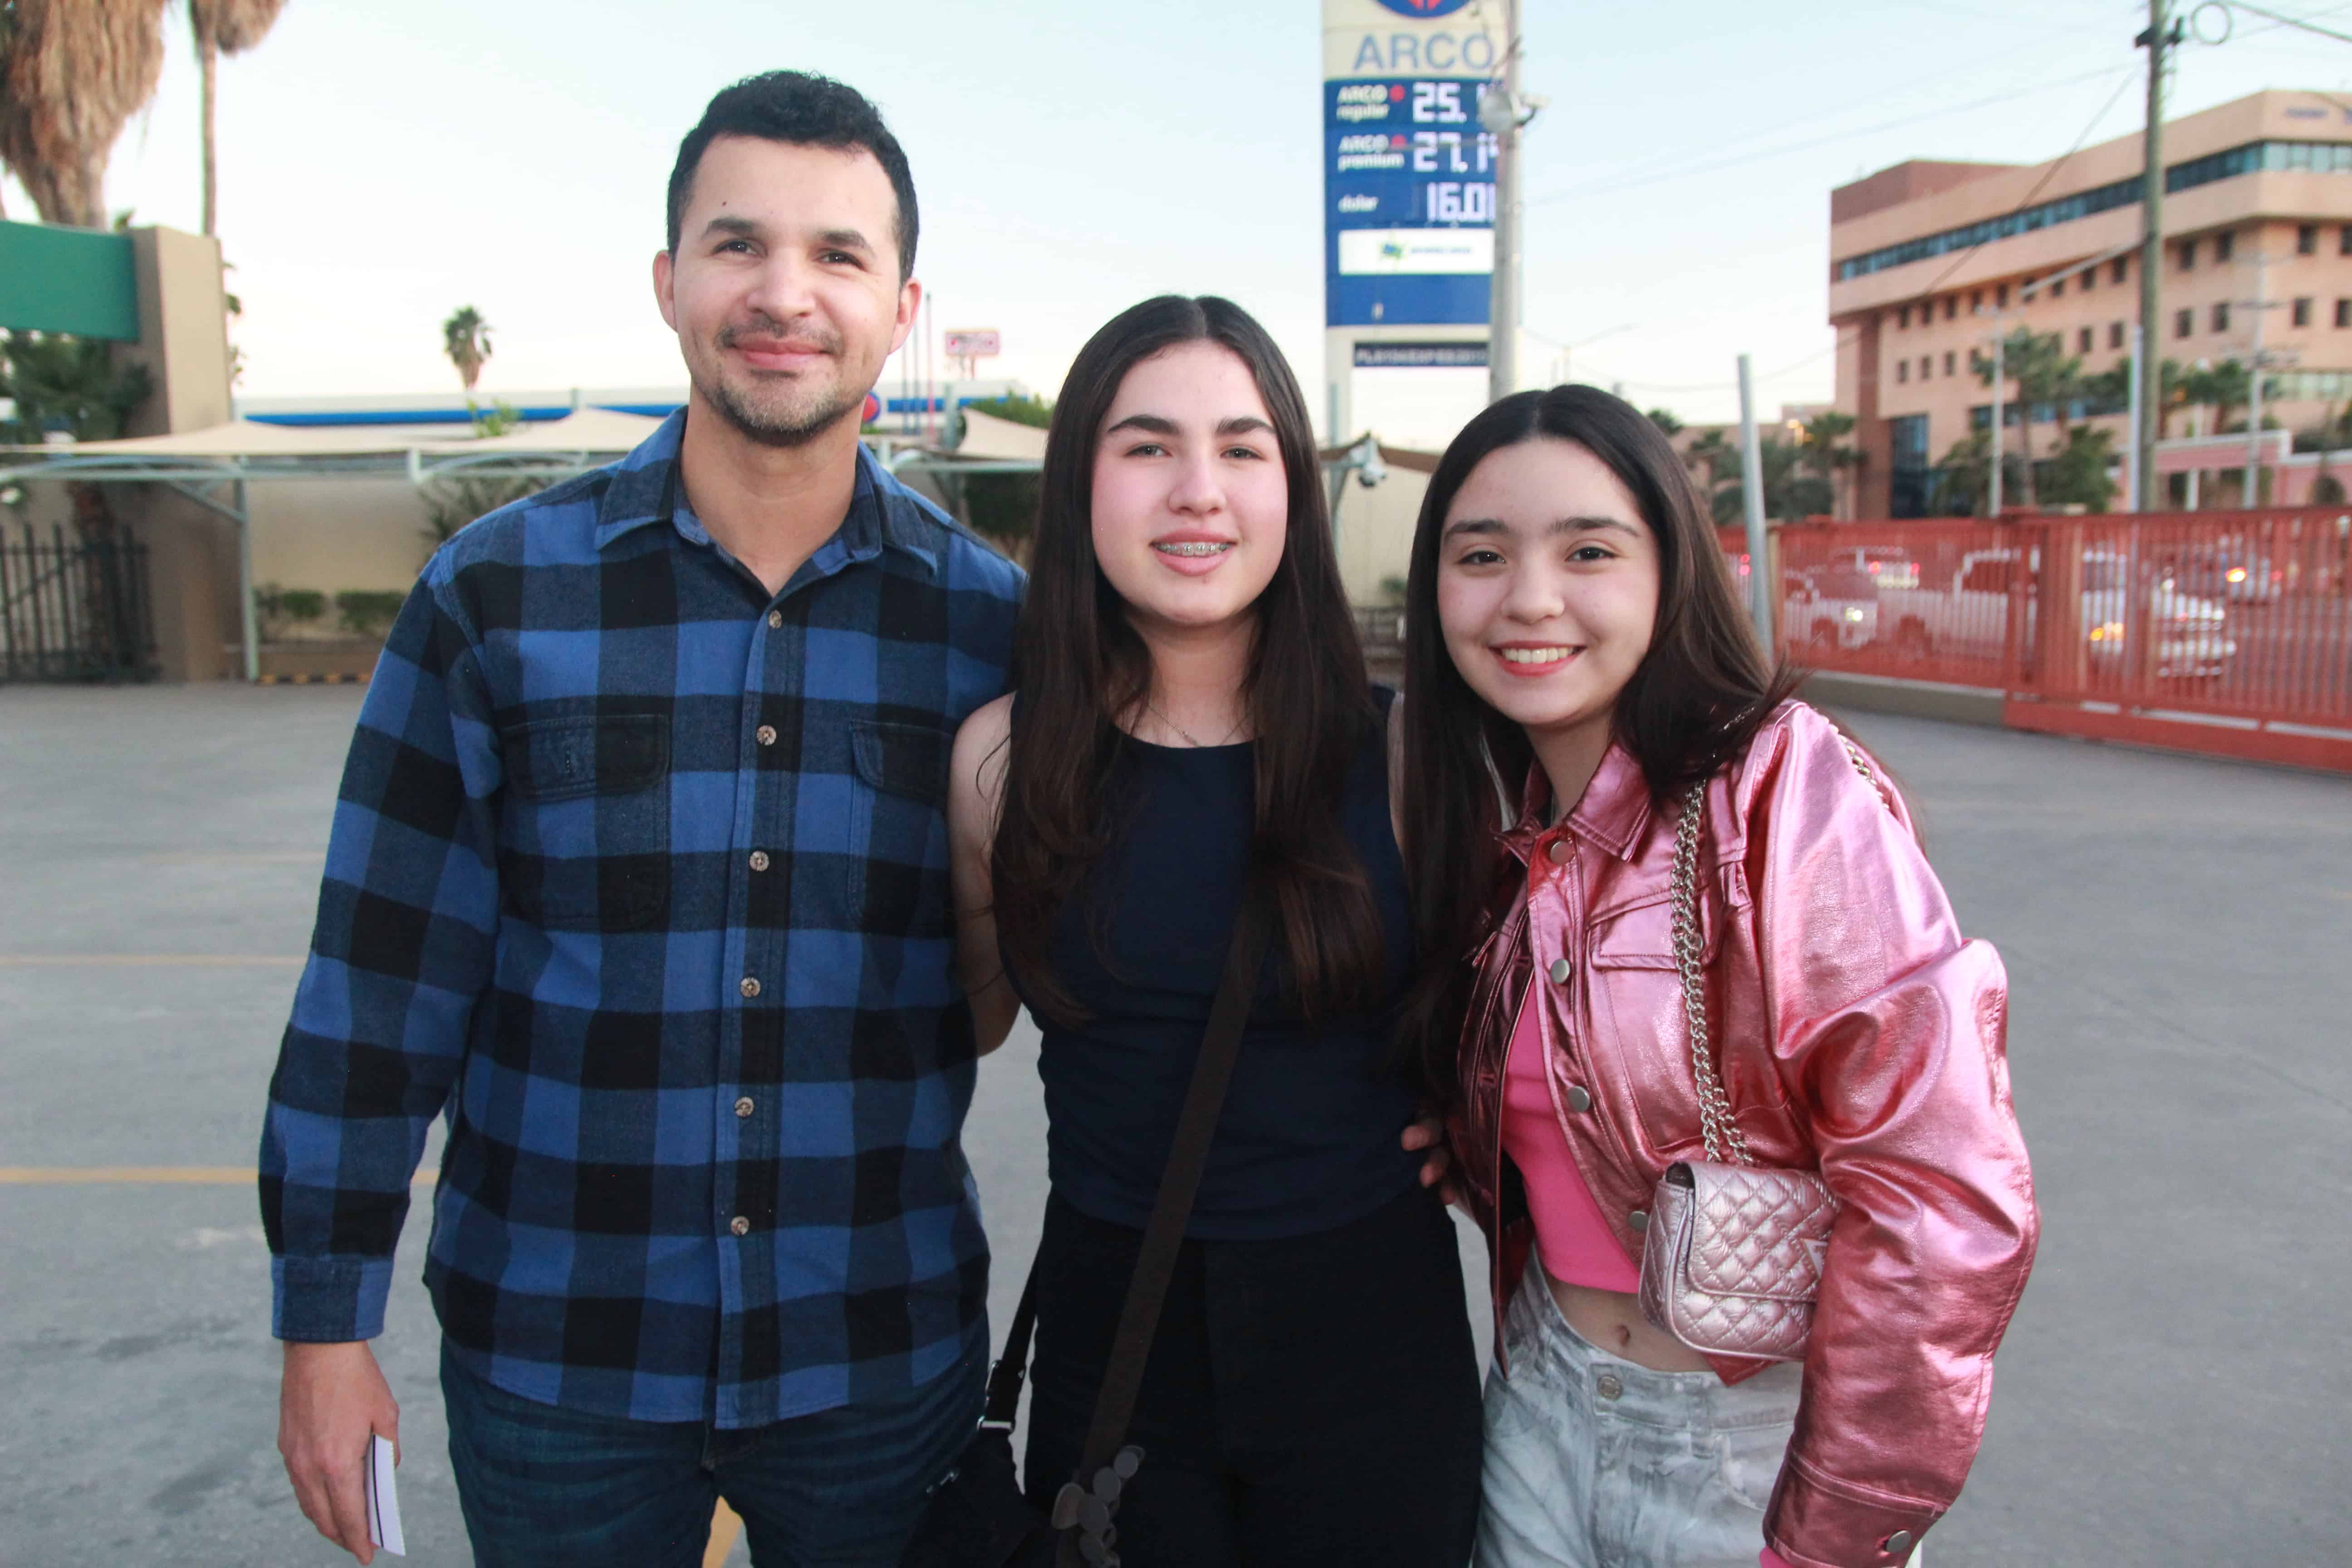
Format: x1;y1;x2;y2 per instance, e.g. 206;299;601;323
260;411;1024;1427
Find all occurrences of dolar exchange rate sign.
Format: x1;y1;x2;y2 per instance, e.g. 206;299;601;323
1325;76;1496;328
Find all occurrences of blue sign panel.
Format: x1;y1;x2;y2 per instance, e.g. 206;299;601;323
1325;77;1495;328
1370;0;1474;14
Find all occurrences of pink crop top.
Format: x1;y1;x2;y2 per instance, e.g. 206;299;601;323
1504;980;1799;1568
1500;977;1640;1294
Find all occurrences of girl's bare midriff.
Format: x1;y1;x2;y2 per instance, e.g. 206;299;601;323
1544;1268;1715;1373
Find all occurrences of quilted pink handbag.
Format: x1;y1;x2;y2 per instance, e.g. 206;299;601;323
1635;769;1847;1362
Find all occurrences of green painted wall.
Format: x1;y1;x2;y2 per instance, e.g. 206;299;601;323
0;221;141;341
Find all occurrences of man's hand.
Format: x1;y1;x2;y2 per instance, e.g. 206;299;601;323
279;1340;398;1564
1401;1112;1464;1210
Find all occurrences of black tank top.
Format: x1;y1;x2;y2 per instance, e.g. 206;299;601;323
1006;687;1420;1240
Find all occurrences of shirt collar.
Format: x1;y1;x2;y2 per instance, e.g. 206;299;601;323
593;407;938;575
1497;739;1657;868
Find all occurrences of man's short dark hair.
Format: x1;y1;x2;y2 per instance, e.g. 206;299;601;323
666;71;918;282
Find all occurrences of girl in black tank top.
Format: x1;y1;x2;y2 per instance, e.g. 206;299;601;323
944;297;1480;1567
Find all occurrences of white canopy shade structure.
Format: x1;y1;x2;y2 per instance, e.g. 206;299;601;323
0;411;669;681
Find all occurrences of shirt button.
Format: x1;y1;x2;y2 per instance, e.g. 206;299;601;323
766;610;783;630
739;976;761;999
1565;1084;1593;1113
734;1096;755;1118
1546;839;1571;864
756;725;778;747
749;850;770;872
730;1215;750;1237
1548;956;1573;985
1884;1532;1916;1558
1628;1209;1649;1233
1595;1372;1623;1400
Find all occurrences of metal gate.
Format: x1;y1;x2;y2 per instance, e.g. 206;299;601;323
0;522;159;683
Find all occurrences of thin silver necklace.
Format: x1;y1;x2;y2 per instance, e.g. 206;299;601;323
1144;698;1245;748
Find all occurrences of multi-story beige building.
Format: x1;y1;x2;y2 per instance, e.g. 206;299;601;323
1830;90;2352;517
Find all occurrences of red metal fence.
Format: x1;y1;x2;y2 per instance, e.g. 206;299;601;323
1769;507;2352;773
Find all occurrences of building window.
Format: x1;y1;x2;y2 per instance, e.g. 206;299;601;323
2212;302;2230;332
2078;327;2093;353
2053;277;2067;298
1944;297;1957;320
1898;305;1911;328
1945;350;1956;375
2302;224;2321;256
2110;322;2125;350
2112;257;2129;284
2338;299;2351;328
2179;239;2196;270
1921;356;1933;380
2176;309;2193;338
2082;265;2096;292
1970;289;1984;312
2216;230;2234;262
2294;297;2313;328
1996;283;2009;308
2342;225;2352;257
1896;359;1909;383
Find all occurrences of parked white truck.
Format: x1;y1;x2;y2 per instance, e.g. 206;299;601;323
1876;547;2234;680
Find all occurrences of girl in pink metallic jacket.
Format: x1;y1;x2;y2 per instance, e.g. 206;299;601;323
1396;387;2038;1568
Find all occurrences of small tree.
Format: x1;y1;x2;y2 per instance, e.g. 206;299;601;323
1644;407;1684;439
2041;426;2118;513
442;305;492;409
1971;327;2079;512
1795;410;1859;520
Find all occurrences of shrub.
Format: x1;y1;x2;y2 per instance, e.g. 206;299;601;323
334;590;407;640
253;583;328;640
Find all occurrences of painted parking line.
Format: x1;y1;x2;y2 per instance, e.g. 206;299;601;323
0;1167;437;1186
0;955;305;967
704;1500;745;1568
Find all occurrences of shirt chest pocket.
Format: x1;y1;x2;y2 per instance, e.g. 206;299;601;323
1583;863;1749;1151
847;719;951;938
496;714;671;931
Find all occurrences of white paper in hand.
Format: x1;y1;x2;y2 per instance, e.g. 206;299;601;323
363;1432;407;1556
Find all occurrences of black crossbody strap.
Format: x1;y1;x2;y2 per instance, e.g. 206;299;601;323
980;1261;1039;1427
1073;890;1272;1479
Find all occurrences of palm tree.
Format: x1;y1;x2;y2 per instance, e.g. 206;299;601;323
189;0;290;237
442;306;493;407
0;0;172;227
1796;410;1859;519
1971;328;2078;512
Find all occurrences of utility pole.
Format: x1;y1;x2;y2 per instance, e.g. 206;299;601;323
2126;322;2145;510
1989;328;2006;517
1736;353;1772;646
2135;0;2180;512
2241;250;2286;505
1481;0;1536;405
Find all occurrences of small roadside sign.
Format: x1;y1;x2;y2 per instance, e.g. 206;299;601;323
943;329;1001;359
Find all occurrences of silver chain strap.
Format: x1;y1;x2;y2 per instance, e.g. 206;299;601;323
1670;739;1882;1167
1670;777;1751;1166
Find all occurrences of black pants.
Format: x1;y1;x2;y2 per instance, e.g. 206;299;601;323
1023;1184;1483;1568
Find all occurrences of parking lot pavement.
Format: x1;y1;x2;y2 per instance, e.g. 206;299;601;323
3;685;2347;1566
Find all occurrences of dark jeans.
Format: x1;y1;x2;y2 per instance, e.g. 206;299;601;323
441;1336;985;1568
1023;1185;1484;1568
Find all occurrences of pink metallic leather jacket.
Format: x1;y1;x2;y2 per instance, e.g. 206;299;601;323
1448;701;2037;1568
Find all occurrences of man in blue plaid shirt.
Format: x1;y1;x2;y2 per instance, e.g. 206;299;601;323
263;72;1023;1567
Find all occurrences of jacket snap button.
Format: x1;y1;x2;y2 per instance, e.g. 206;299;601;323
1548;957;1572;985
1565;1084;1592;1112
1545;839;1571;864
1884;1532;1916;1558
1628;1209;1649;1232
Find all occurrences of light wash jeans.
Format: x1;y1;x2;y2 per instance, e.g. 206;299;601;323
1474;1267;1810;1568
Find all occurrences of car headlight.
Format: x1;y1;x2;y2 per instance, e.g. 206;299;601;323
2225;567;2247;584
2089;622;2125;643
1844;607;1865;622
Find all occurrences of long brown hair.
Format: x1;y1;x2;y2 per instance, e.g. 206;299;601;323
1397;386;1801;1104
991;295;1385;1025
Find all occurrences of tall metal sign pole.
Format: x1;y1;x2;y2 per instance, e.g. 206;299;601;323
1483;0;1524;405
2136;0;2177;513
1321;0;1508;447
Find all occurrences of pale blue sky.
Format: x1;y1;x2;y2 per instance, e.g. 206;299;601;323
20;0;2346;443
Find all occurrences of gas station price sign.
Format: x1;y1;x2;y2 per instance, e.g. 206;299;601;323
1325;76;1497;328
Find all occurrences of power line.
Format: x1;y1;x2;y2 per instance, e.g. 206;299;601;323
1527;64;2132;207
